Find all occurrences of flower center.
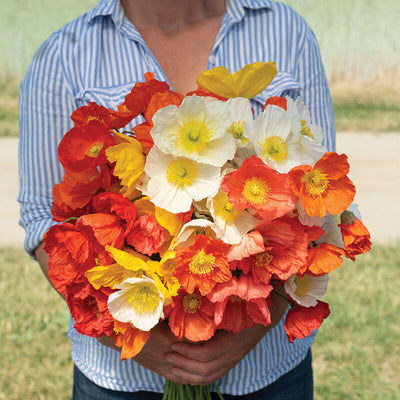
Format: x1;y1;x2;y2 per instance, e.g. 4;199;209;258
127;283;161;314
254;251;274;268
262;135;288;162
213;190;241;222
86;142;103;157
178;119;210;153
294;275;311;297
242;177;271;207
300;119;314;139
228;295;244;303
189;249;215;276
227;121;248;144
302;168;329;197
182;293;202;314
166;158;197;187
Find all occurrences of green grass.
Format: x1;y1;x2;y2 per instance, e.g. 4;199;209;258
1;244;399;399
0;247;73;400
333;101;400;132
312;243;400;399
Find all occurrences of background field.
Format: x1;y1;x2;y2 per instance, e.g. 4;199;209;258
1;0;399;136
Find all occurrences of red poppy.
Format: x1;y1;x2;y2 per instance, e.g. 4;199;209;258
66;281;115;337
284;300;330;343
165;288;216;342
92;192;138;232
76;213;126;264
126;214;165;256
263;96;287;111
221;156;297;222
185;86;228;101
44;223;95;296
111;73;170;128
207;275;272;332
71;102;113;129
174;235;231;296
58;120;115;173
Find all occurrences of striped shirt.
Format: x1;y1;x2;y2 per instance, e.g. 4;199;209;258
18;0;335;395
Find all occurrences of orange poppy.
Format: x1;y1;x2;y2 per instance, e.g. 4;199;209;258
284;300;330;343
165;288;216;342
174;235;231;296
305;242;345;276
221;156;297;222
339;211;372;261
288;152;356;217
112;321;151;361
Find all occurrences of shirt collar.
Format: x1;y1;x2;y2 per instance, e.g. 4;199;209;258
226;0;273;22
87;0;124;27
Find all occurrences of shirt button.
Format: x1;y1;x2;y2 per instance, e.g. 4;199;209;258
209;55;216;64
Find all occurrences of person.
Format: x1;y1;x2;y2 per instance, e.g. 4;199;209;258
18;0;336;399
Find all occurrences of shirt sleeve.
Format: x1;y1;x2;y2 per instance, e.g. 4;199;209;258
18;32;76;257
286;23;336;152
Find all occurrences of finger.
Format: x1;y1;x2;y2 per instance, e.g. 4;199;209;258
171;331;233;362
166;350;231;383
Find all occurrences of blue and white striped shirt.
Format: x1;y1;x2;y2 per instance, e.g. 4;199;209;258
19;0;335;395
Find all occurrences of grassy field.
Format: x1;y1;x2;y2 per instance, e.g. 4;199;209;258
1;244;399;399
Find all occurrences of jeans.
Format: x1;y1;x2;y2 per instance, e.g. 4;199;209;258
72;349;313;400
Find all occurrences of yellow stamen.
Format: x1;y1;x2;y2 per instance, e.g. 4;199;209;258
189;249;215;276
254;251;274;268
302;168;329;197
300;119;314;139
213;190;240;222
242;177;271;207
86;143;103;157
178;119;210;153
127;283;161;314
262;136;288;162
166;158;197;187
227;121;248;144
182;293;202;314
294;275;311;297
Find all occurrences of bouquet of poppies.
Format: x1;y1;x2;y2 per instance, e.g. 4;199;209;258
43;62;371;399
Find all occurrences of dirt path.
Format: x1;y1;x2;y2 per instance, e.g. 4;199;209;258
1;133;399;249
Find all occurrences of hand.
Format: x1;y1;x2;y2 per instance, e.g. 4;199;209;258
166;289;289;385
97;320;184;381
